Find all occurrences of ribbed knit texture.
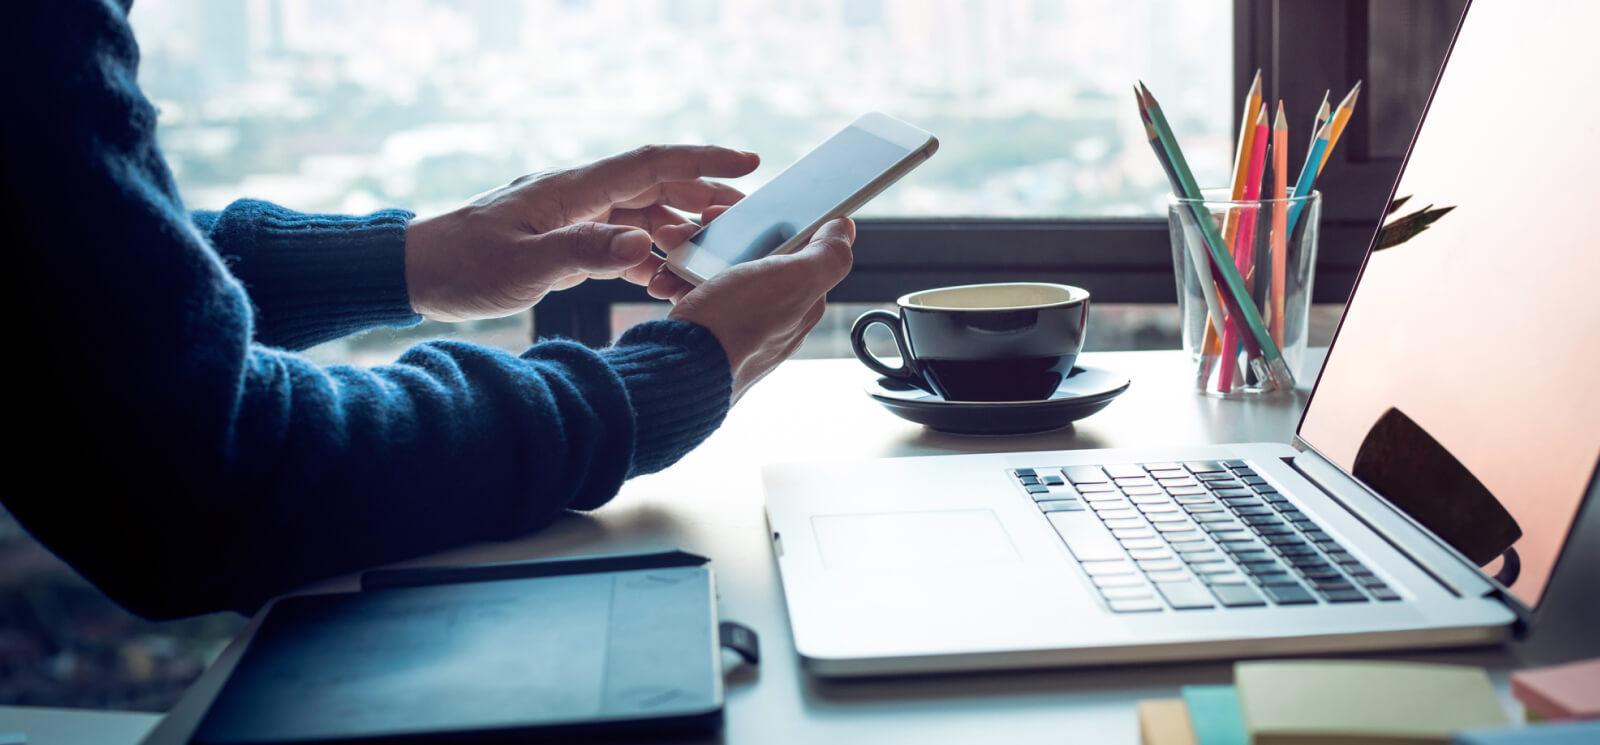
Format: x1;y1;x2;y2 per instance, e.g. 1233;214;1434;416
193;201;422;351
0;0;733;620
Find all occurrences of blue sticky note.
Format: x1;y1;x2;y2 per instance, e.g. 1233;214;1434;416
1453;720;1600;744
1181;685;1247;745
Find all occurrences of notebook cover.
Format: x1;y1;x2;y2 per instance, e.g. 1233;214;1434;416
193;565;721;744
1235;660;1508;745
1181;685;1247;745
1509;657;1600;720
1139;699;1199;745
1452;720;1600;744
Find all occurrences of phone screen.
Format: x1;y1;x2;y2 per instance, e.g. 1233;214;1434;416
684;126;916;266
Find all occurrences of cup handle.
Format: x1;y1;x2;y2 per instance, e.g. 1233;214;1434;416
850;310;923;384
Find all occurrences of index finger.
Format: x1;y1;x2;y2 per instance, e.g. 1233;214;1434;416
579;145;759;207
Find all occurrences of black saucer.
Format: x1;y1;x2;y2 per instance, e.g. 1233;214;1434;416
866;366;1131;435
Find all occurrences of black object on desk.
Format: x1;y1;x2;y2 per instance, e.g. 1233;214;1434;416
192;551;751;744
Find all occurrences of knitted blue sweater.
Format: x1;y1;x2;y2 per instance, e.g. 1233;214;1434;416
0;0;732;619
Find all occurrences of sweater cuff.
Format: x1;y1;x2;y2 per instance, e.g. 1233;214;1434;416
601;319;732;479
200;199;422;351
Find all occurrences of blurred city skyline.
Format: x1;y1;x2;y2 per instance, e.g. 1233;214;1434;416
130;0;1231;218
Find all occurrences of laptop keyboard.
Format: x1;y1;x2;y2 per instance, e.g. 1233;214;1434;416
1013;460;1402;613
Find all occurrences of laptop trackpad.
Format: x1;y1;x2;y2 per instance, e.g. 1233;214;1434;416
812;510;1020;571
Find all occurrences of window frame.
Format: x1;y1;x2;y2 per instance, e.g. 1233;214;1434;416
535;0;1442;348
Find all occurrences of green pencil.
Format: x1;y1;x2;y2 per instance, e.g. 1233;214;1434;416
1137;82;1293;390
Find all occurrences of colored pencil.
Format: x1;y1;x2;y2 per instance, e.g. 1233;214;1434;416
1317;81;1362;173
1137;88;1229;375
1222;71;1264;246
1218;103;1270;392
1288;120;1331;238
1308;91;1330;157
1202;70;1263;363
1269;102;1289;347
1137;82;1292;389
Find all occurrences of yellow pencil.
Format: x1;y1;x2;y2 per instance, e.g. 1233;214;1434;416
1317;81;1362;173
1270;101;1289;347
1205;70;1262;358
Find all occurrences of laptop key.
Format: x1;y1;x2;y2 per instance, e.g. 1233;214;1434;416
1153;522;1196;533
1093;508;1138;520
1130;550;1174;563
1371;586;1402;602
1301;568;1342;580
1103;518;1146;530
1146;570;1191;583
1120;538;1166;551
1063;466;1110;484
1222;459;1248;469
1046;511;1125;562
1147;513;1189;523
1116;479;1157;490
1200;520;1244;532
1194;513;1237;524
1185;460;1227;474
1124;488;1164;498
1263;584;1318;605
1113;528;1156;540
1081;560;1136;576
1204;479;1244;490
1129;494;1170;504
1313;579;1357;592
1108;598;1164;613
1144;462;1184;472
1256;524;1297;536
1100;586;1154;600
1158;478;1202;489
1103;464;1147;480
1039;501;1087;513
1042;475;1066;486
1210;530;1254;543
1235;506;1275;517
1210;583;1267;607
1093;573;1144;588
1090;500;1133;512
1077;483;1118;494
1138;504;1182;515
1322;589;1369;603
1163;531;1208;544
1020;475;1041;485
1252;572;1299;586
1170;489;1210;499
1188;561;1234;575
1261;492;1289;503
1182;503;1226;514
1202;572;1249;585
1354;574;1387;588
1155;581;1216;609
1082;492;1125;502
1180;549;1226;563
1241;476;1268;486
1137;559;1182;572
1214;488;1255;499
1015;468;1037;477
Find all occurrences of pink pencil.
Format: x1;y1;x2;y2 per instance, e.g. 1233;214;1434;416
1218;103;1269;392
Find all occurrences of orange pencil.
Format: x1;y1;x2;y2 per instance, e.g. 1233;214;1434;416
1318;81;1362;173
1218;103;1270;392
1270;102;1289;346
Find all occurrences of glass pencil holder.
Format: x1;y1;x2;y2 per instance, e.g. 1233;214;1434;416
1169;188;1320;396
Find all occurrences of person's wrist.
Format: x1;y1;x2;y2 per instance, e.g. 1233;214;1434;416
404;212;457;322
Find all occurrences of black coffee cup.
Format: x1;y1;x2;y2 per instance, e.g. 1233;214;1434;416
850;282;1090;402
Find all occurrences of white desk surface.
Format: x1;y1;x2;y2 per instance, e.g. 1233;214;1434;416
12;350;1584;744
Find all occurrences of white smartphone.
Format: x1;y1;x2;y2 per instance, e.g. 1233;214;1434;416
656;112;939;285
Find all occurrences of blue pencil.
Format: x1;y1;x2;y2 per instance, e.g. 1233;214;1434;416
1287;121;1330;236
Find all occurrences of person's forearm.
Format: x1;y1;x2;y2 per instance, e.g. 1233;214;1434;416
2;0;732;619
193;201;422;351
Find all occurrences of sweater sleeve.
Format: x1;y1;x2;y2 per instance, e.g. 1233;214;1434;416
191;201;423;351
0;0;732;620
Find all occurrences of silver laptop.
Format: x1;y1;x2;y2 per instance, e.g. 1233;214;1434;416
764;0;1600;677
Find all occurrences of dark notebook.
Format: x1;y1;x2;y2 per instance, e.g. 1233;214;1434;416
193;551;737;744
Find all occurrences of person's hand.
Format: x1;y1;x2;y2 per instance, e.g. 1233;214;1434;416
660;216;856;401
403;145;759;322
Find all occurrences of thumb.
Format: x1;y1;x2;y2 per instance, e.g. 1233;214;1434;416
527;222;653;276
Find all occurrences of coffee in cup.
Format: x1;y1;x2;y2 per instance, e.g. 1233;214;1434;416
849;282;1090;402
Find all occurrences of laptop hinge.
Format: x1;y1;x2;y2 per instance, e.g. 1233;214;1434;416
1288;439;1535;633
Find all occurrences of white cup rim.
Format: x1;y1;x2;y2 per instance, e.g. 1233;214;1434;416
899;282;1089;312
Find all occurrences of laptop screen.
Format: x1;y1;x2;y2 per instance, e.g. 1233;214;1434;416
1297;0;1600;609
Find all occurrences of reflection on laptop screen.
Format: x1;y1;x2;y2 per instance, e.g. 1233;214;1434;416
1298;0;1600;609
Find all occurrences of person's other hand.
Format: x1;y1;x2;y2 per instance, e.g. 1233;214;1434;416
404;145;758;322
660;217;856;401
